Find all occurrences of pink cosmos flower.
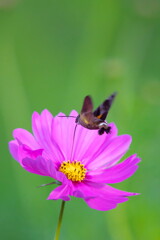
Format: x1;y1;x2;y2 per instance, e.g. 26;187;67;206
9;110;140;211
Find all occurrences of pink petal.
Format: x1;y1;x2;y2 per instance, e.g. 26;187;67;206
74;123;118;164
72;182;100;198
72;182;137;211
52;112;118;162
32;110;64;163
85;197;118;211
87;154;141;183
22;156;67;183
8;140;19;162
13;128;39;149
9;140;43;164
51;110;78;160
47;184;73;201
22;156;53;176
87;134;132;169
32;110;52;147
18;144;43;163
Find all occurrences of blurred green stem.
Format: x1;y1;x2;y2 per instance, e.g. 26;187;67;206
54;200;66;240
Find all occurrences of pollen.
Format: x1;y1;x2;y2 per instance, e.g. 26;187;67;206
59;160;86;182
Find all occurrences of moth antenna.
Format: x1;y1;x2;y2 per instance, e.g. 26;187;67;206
36;181;57;188
70;123;78;161
58;116;76;118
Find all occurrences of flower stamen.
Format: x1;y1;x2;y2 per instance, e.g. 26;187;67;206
59;160;86;182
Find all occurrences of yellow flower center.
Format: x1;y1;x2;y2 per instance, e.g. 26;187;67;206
59;160;86;182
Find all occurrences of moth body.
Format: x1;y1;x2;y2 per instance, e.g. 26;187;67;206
76;93;116;135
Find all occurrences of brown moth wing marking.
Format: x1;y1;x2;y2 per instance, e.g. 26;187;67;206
81;95;93;114
93;92;117;121
76;96;93;124
76;95;94;127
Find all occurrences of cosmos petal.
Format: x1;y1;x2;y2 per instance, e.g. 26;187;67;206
73;123;118;163
47;184;72;201
72;182;136;211
52;113;118;162
17;144;43;163
87;134;132;169
87;154;141;183
85;197;118;211
72;182;100;198
22;156;67;183
8;140;19;162
51;110;78;160
9;140;43;164
13;128;39;149
32;110;52;146
22;156;54;176
32;110;64;163
102;184;139;196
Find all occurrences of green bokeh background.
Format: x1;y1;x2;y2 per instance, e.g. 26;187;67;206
0;0;160;239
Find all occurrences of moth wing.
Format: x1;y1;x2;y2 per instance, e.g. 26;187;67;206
80;95;93;114
93;92;117;120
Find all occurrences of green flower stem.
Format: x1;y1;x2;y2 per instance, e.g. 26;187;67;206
54;200;66;240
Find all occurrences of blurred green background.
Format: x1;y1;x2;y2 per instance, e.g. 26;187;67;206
0;0;160;239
